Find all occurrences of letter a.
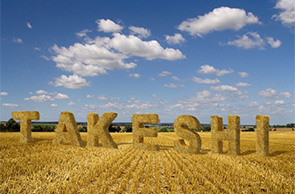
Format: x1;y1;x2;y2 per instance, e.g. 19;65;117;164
86;112;118;148
211;115;240;155
53;111;84;147
12;111;39;143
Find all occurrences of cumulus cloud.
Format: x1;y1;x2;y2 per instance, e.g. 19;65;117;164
129;26;151;38
52;32;184;78
258;88;277;98
96;19;123;33
235;82;251;87
129;73;140;78
49;74;90;89
192;77;221;84
0;92;8;96
266;37;282;48
165;33;186;45
24;90;70;102
109;33;185;60
178;7;260;36
2;103;18;108
227;32;265;49
238;72;249;78
50;104;58;108
13;38;23;44
172;76;182;81
279;91;292;98
163;83;184;88
24;94;53;102
275;100;284;105
76;29;92;37
26;22;32;29
210;85;238;92
198;65;233;76
273;0;295;25
158;71;172;77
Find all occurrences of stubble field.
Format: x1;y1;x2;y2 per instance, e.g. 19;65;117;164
0;131;294;193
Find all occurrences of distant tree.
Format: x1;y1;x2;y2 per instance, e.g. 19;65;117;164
5;118;20;132
79;126;87;132
108;124;117;132
0;123;6;132
124;124;132;132
116;125;121;132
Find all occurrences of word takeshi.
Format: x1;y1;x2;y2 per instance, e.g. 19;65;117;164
12;111;270;156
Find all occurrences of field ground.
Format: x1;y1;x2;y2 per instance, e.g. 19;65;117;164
0;131;294;193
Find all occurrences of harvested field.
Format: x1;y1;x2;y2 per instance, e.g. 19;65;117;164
0;131;294;193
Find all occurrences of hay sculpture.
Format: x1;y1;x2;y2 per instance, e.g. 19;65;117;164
87;112;118;148
256;115;269;156
52;111;84;147
174;115;202;154
12;111;39;143
211;115;240;155
132;114;159;151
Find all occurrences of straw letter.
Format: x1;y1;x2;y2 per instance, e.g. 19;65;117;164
174;115;202;154
211;115;240;155
12;111;39;143
132;114;159;151
256;115;269;156
87;112;118;148
53;111;84;147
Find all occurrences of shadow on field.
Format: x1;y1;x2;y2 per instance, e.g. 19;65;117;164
159;145;173;150
270;151;287;156
32;138;52;143
117;142;132;146
240;150;256;155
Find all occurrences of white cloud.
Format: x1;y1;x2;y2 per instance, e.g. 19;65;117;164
25;90;70;102
178;7;260;36
158;71;172;77
2;103;18;108
68;101;75;106
52;32;184;78
109;33;185;60
129;26;151;38
86;94;109;101
13;38;23;44
273;0;295;25
163;83;184;88
129;73;140;78
238;72;249;78
76;29;92;37
235;82;251;87
50;104;58;107
34;47;41;51
210;85;238;92
192;77;221;84
26;22;32;29
198;65;233;76
227;32;265;49
50;74;90;89
266;37;282;48
279;92;292;98
275;100;285;105
54;93;69;100
36;90;48;95
40;55;50;61
0;92;8;96
24;94;54;102
96;19;123;33
172;76;182;81
258;88;277;98
165;33;186;45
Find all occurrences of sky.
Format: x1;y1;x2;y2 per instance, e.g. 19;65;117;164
1;0;294;125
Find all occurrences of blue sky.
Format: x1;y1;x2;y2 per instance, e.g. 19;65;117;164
1;0;294;124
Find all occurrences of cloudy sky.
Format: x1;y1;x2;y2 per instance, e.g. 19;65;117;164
1;0;294;124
